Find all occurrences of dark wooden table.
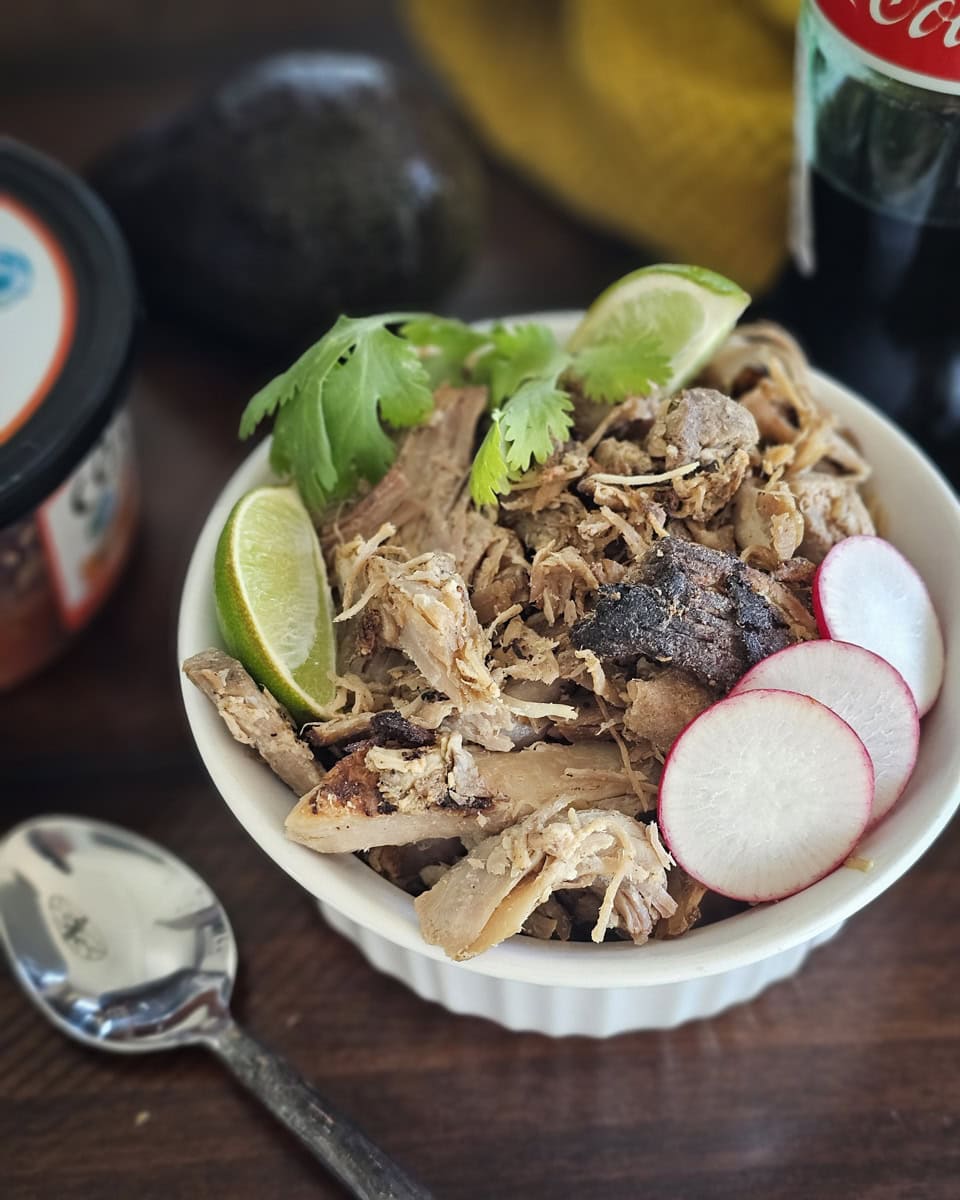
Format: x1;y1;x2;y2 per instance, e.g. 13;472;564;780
3;8;960;1198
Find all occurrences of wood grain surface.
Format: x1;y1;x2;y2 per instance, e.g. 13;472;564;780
2;5;959;1197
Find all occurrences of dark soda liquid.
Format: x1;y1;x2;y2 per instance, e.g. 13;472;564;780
767;169;960;486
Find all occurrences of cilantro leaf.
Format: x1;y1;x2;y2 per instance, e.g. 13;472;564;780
499;379;573;472
239;315;358;441
238;312;432;516
339;325;435;430
271;374;338;516
571;336;672;403
468;373;573;504
400;316;488;388
467;323;574;503
314;325;433;508
475;323;571;407
470;411;511;507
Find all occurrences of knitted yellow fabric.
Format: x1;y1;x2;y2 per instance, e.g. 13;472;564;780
406;0;799;292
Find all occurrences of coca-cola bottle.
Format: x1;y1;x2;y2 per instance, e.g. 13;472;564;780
767;0;960;487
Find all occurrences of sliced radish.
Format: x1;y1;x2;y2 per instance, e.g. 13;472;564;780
731;641;918;825
813;535;944;716
658;689;873;902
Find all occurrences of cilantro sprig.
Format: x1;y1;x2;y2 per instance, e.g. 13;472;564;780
239;314;432;515
469;324;573;505
240;308;673;518
403;316;670;505
398;317;577;505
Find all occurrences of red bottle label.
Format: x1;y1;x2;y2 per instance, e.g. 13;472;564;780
815;0;960;87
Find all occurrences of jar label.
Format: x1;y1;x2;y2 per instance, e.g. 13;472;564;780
815;0;960;91
0;195;77;445
36;410;138;630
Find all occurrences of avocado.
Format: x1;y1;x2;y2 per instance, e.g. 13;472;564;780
91;53;485;351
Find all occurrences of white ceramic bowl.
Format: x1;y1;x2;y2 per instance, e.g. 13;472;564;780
178;314;960;1037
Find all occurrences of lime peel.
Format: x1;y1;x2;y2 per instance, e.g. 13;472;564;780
214;485;338;724
567;263;750;395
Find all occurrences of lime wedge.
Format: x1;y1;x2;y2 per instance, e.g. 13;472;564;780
568;264;750;393
214;485;337;724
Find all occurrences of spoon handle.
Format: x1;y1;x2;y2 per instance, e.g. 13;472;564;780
208;1021;432;1200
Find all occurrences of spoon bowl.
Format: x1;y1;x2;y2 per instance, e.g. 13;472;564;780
0;816;235;1051
0;815;430;1200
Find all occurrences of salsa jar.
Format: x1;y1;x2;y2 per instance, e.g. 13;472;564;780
0;140;138;689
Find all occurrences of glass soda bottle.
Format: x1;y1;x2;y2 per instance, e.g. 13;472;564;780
769;0;960;487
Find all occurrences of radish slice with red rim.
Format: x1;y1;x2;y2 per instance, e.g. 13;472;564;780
731;640;919;825
658;689;874;903
813;535;944;716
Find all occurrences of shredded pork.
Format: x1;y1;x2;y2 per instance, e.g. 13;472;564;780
286;738;638;853
186;322;878;959
414;798;676;960
790;472;875;562
333;528;564;751
182;649;324;795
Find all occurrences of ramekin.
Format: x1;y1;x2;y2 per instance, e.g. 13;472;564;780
178;314;960;1037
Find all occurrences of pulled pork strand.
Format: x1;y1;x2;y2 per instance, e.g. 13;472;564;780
414;798;676;960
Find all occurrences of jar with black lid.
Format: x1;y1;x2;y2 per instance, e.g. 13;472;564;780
0;140;138;688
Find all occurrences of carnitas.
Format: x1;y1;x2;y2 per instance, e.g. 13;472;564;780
183;319;881;960
572;536;814;693
414;797;677;960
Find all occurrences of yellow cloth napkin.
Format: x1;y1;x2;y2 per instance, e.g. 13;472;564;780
406;0;799;293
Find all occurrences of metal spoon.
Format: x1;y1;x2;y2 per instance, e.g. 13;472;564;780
0;815;431;1200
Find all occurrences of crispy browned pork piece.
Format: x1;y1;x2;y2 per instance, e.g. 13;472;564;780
572;537;811;693
182;648;324;794
285;738;637;853
414;798;677;960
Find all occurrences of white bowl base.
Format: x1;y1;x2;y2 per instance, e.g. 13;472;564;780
318;901;845;1037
